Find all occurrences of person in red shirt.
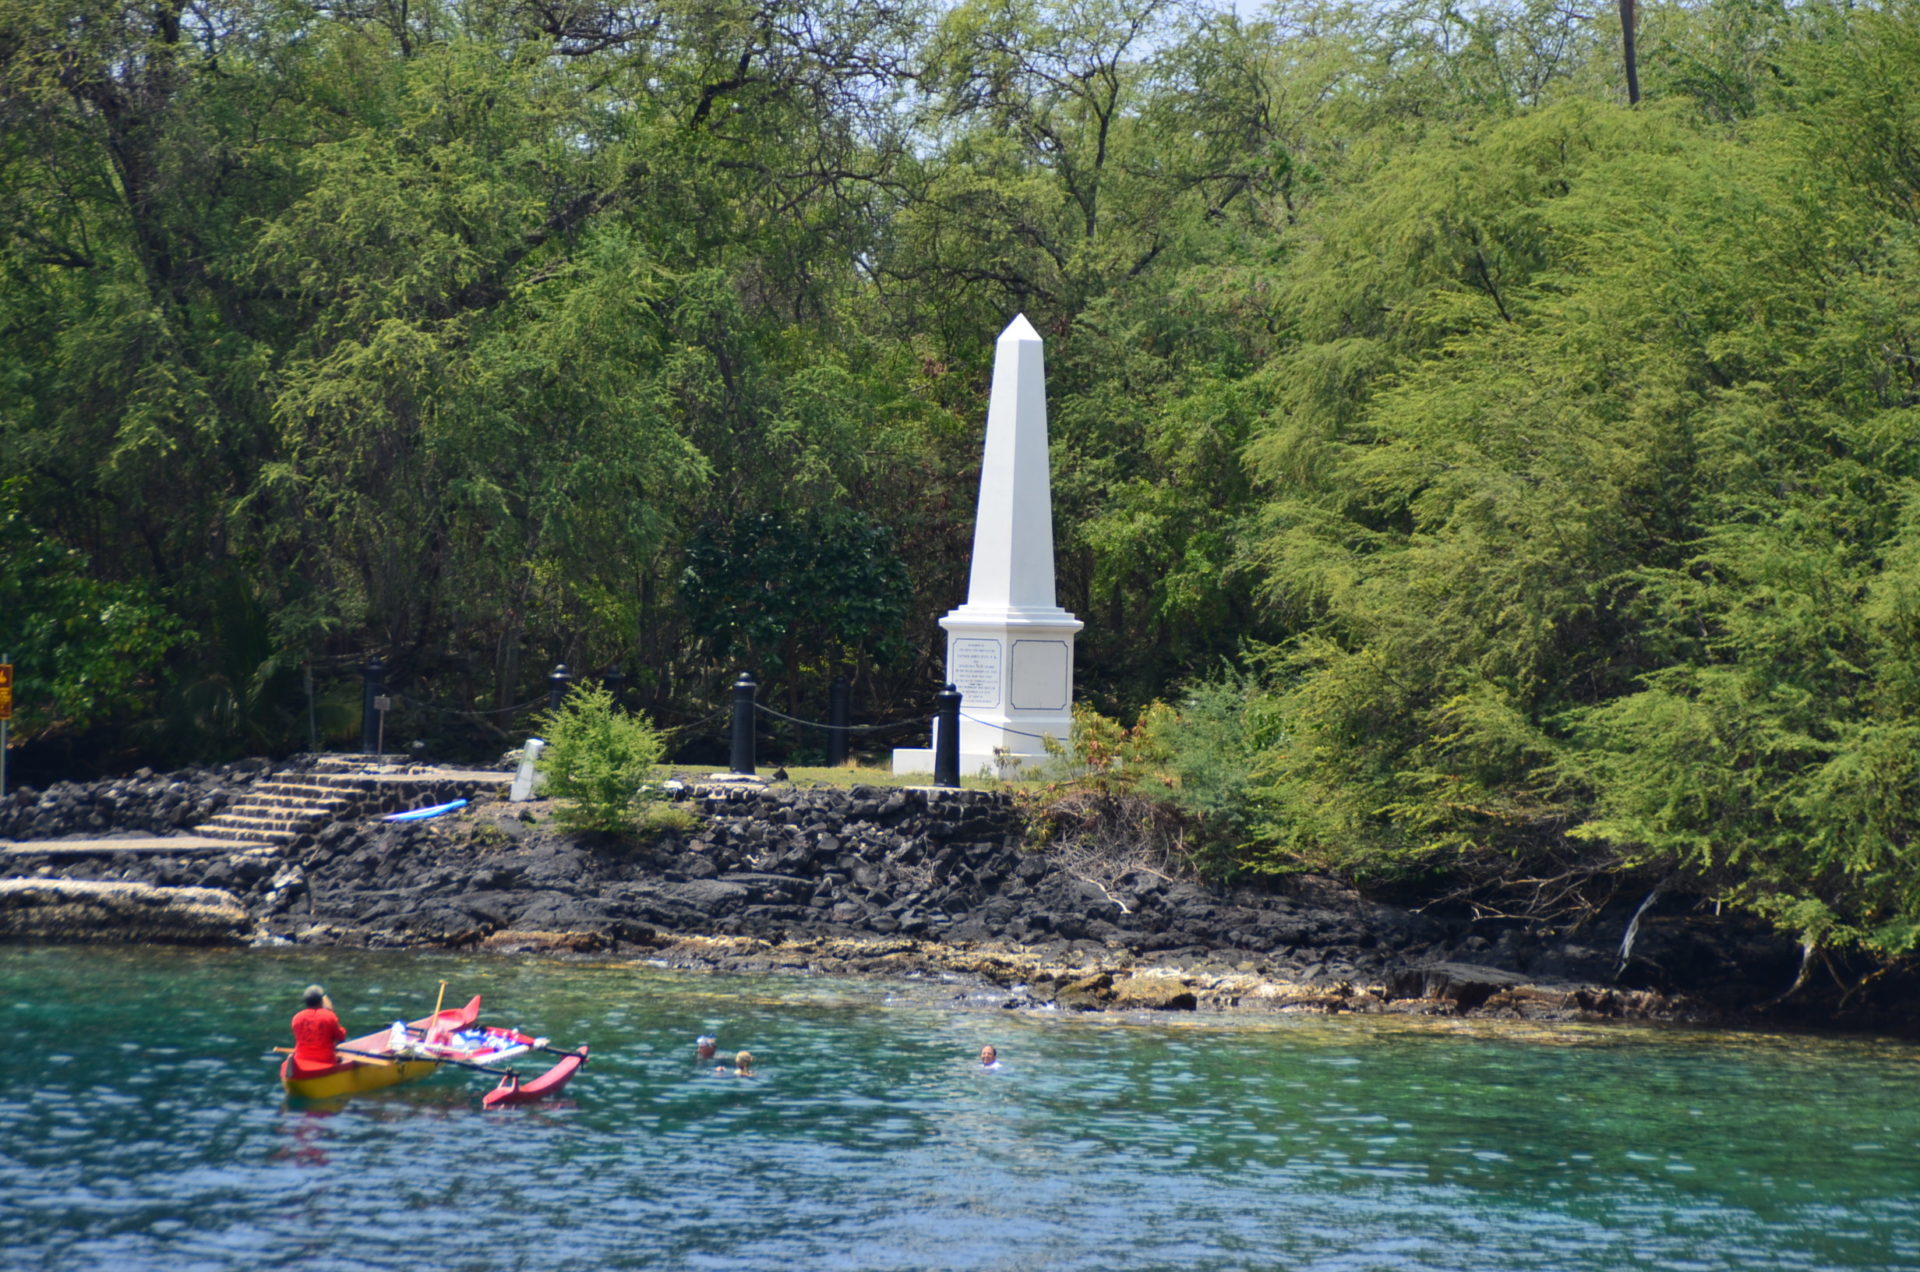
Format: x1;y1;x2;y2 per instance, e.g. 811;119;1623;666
289;984;347;1074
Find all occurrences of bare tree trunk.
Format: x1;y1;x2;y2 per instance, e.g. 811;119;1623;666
1756;941;1816;1011
1620;0;1641;105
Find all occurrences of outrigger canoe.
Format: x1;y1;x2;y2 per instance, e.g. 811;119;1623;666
280;994;483;1101
279;995;589;1105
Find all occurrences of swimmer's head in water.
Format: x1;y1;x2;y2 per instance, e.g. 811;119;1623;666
735;1050;754;1072
980;1045;997;1066
696;1035;717;1058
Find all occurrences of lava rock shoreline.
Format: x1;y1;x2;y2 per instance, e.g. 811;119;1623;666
0;760;273;840
0;767;1867;1031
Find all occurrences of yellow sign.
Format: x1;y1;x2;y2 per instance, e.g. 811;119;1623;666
0;664;11;689
0;688;10;720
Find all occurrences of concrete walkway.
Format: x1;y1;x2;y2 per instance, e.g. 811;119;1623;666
372;767;509;784
0;836;278;856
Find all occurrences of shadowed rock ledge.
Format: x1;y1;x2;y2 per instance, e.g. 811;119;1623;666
0;878;253;944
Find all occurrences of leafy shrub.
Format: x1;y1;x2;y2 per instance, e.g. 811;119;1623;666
1023;684;1287;881
533;685;667;834
1020;704;1197;884
1149;668;1286;871
1038;701;1174;785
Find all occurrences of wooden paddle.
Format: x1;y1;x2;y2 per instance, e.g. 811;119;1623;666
272;1045;396;1067
273;1044;515;1078
426;980;449;1041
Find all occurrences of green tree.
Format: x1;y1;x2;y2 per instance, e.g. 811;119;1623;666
0;479;181;733
682;507;911;672
1216;3;1920;966
535;684;667;834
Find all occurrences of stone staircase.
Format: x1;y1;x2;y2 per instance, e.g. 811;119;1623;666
195;754;508;850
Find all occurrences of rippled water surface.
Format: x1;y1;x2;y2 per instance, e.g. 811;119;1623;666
3;944;1918;1271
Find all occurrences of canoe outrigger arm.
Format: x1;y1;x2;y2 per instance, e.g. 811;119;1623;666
398;1036;547;1066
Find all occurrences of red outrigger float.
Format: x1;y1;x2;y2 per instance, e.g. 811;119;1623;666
279;992;589;1106
483;1045;590;1108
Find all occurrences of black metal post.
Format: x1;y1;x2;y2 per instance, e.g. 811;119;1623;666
359;656;384;754
730;672;757;775
547;664;572;713
602;663;626;710
304;660;317;753
827;674;850;768
934;683;961;789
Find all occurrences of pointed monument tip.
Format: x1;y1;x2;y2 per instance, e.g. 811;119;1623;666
1000;313;1042;343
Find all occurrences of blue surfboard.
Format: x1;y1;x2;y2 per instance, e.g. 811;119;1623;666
383;798;468;822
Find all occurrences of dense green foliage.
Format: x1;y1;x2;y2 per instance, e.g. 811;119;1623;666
7;0;1920;959
533;683;667;834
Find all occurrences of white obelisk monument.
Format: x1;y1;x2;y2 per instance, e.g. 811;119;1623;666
894;314;1082;777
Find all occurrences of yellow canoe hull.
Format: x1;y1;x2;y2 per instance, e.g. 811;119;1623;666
280;1055;443;1100
278;994;483;1102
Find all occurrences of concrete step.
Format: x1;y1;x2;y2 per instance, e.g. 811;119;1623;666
217;798;327;814
280;772;384;791
244;782;351;796
315;755;429;776
197;824;301;845
213;807;337;826
201;818;322;837
261;781;369;797
191;755;506;844
243;793;356;812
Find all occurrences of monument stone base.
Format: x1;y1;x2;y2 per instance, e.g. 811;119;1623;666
888;747;1060;780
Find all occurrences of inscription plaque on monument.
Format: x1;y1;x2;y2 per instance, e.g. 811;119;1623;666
950;637;1002;709
1009;639;1069;711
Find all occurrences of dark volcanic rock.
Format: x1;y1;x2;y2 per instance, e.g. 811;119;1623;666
1387;961;1536;1013
0;761;270;840
0;878;252;944
0;768;1871;1030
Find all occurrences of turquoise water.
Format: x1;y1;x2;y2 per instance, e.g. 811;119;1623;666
2;945;1918;1271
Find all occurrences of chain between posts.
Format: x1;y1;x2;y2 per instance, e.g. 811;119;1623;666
352;658;976;769
391;693;550;719
957;711;1056;742
750;702;926;735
